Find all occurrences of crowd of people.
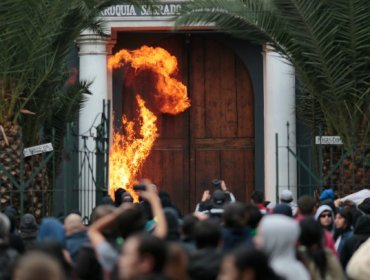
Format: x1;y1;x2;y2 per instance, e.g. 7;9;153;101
1;179;370;280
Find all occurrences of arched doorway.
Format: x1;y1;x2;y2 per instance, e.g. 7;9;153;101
114;33;255;213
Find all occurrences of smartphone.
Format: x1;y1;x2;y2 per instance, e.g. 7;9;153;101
133;184;146;191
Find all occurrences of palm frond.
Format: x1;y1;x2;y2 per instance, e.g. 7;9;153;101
176;0;370;149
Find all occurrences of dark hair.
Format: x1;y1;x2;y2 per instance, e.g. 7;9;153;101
116;205;147;239
90;205;115;224
31;240;72;277
298;195;316;215
333;208;353;240
181;214;198;239
194;220;222;249
223;202;248;229
251;191;264;204
114;188;126;207
244;203;262;229
232;246;282;280
136;234;168;273
298;218;327;278
273;204;293;217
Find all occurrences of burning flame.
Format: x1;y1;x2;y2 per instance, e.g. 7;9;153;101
109;45;190;114
108;46;190;200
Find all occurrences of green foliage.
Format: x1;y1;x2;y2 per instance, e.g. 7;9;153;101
0;0;158;145
176;0;370;150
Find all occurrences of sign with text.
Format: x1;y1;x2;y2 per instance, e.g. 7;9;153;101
23;143;54;157
315;136;343;145
101;2;183;17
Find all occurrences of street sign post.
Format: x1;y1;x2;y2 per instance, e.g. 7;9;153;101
23;143;54;157
315;136;343;145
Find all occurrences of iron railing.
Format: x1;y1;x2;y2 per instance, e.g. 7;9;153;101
0;100;110;223
276;122;370;199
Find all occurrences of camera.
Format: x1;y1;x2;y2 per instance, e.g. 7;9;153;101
133;184;146;191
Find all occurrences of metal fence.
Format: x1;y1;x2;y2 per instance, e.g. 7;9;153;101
276;123;370;199
0;101;110;223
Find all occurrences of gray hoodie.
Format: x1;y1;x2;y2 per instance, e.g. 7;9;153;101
314;205;335;232
258;214;310;280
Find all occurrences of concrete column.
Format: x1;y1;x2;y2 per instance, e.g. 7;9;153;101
76;30;110;218
77;30;109;139
263;45;297;204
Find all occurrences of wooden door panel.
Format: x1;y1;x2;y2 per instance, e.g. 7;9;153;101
236;59;254;137
118;33;254;213
190;36;255;205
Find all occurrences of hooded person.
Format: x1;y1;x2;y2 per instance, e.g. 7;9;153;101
340;214;370;269
346;234;370;280
315;205;335;233
0;213;18;280
256;214;310;280
320;188;335;201
37;217;66;247
314;205;338;256
280;190;298;216
19;213;38;250
358;197;370;215
64;213;89;264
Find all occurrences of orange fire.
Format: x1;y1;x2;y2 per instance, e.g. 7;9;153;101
108;46;190;200
108;45;190;114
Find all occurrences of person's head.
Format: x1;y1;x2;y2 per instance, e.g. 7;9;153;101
37;218;65;247
251;191;264;204
358;197;370;214
194;219;222;249
255;214;300;260
20;213;38;234
121;192;134;204
119;233;168;279
299;218;324;247
164;207;180;242
353;215;370;235
297;195;316;216
219;246;281;280
164;243;188;280
114;188;126;206
181;214;198;240
272;204;293;217
319;188;335;201
319;199;336;216
13;251;65;280
244;203;263;229
314;205;334;231
116;205;147;239
335;208;352;231
64;213;85;237
298;218;327;277
280;190;293;203
3;206;17;233
212;190;227;208
223;202;248;229
30;240;72;277
0;213;10;240
90;204;115;224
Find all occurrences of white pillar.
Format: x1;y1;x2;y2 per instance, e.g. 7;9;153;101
263;45;297;204
76;30;110;218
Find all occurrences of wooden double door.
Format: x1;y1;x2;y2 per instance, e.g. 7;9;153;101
118;33;254;213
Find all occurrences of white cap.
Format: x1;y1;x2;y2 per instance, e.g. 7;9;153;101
280;190;293;203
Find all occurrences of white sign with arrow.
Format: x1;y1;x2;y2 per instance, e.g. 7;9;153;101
23;143;54;157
